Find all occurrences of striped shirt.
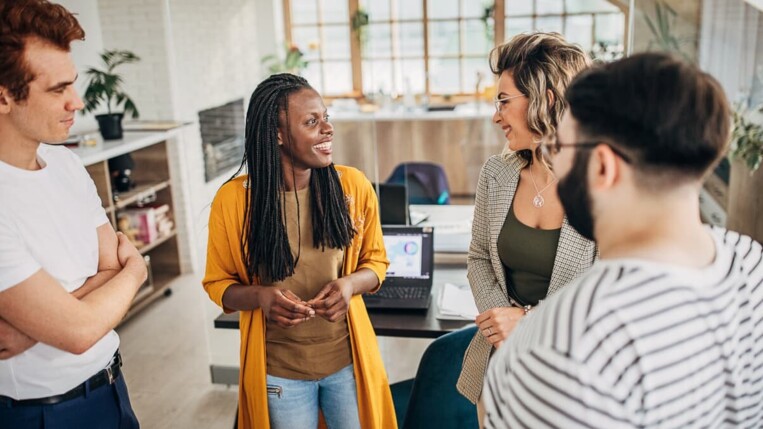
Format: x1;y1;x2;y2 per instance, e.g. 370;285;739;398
483;227;763;428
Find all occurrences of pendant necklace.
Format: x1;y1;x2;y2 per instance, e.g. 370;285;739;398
528;167;557;208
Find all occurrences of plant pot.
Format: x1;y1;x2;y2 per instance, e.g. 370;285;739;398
727;159;763;243
95;113;124;140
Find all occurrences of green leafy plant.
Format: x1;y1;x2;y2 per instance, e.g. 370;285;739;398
351;8;370;47
261;44;309;74
730;104;763;172
480;1;495;44
83;50;140;118
643;1;690;61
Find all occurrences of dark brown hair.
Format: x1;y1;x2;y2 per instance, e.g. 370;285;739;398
0;0;85;101
566;52;731;185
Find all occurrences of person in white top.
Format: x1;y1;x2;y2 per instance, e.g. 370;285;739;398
0;1;147;427
482;53;763;428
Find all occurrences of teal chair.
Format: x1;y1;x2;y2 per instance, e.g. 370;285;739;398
391;325;479;429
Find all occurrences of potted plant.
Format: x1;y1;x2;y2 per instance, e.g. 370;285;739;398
83;50;141;140
261;44;309;75
727;103;763;242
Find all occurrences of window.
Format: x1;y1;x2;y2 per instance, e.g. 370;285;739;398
284;0;626;97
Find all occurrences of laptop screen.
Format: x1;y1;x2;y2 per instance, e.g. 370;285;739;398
382;226;434;280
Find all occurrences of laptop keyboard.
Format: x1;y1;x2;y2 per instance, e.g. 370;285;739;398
374;286;429;300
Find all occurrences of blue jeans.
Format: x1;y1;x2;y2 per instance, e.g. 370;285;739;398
266;364;360;429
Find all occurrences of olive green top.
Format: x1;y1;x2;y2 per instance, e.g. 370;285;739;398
264;187;352;380
496;201;561;306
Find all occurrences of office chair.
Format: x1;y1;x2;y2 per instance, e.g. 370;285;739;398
390;325;479;429
386;162;451;205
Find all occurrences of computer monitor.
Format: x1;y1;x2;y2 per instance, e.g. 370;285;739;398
373;182;409;225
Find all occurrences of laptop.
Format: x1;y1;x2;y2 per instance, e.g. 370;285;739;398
372;183;409;225
363;226;435;310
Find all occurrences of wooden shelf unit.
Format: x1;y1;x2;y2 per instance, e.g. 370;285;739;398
78;131;185;323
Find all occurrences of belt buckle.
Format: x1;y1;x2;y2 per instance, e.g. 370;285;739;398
105;364;116;385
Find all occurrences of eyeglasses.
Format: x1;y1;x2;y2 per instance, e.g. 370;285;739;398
540;138;632;163
493;94;525;112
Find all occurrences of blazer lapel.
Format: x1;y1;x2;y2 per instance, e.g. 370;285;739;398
547;217;595;296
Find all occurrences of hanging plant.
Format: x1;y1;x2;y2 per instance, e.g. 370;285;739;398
481;1;495;44
351;8;370;48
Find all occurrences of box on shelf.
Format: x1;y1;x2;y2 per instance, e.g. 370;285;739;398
117;204;174;247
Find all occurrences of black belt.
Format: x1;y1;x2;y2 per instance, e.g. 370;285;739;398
0;350;122;407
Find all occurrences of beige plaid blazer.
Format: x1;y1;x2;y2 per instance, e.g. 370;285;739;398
456;154;596;404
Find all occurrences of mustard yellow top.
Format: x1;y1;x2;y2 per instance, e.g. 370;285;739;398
202;165;395;429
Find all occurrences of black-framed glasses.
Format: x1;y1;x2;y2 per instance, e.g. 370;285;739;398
540;138;632;163
493;94;525;112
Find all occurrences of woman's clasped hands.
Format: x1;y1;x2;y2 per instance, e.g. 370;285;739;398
259;278;355;328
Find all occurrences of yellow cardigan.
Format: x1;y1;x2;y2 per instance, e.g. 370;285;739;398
203;165;396;429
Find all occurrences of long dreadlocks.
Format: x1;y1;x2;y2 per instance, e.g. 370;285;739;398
229;73;356;283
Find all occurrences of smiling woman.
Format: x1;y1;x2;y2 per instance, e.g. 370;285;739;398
202;73;396;429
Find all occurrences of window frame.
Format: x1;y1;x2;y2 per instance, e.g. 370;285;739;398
282;0;629;99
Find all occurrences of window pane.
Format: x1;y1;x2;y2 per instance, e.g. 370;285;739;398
463;19;491;55
394;59;426;94
363;59;393;94
323;61;353;94
595;13;624;44
429;58;460;94
363;0;390;21
505;17;533;40
462;0;486;18
302;61;323;92
396;22;425;57
366;23;392;58
565;15;593;51
322;0;348;24
292;25;321;61
505;0;533;17
395;0;422;20
428;0;458;19
462;57;492;94
535;16;564;34
322;25;352;60
290;0;319;25
536;0;563;14
566;0;619;13
429;20;460;56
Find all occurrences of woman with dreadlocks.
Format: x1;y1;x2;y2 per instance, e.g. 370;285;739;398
202;73;396;429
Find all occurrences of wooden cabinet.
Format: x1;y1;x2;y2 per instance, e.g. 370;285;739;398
74;131;186;322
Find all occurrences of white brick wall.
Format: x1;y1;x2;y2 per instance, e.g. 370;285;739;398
97;0;280;368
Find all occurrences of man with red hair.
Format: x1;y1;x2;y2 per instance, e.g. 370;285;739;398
0;1;146;427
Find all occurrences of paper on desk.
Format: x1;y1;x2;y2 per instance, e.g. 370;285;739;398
436;283;479;321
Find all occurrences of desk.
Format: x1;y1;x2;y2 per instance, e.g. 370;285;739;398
214;268;474;339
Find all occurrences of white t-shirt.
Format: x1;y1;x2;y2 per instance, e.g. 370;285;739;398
483;227;763;428
0;144;119;400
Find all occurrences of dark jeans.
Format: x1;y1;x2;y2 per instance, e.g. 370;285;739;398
0;373;139;429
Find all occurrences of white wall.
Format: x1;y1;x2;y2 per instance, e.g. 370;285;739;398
95;0;281;370
56;0;104;135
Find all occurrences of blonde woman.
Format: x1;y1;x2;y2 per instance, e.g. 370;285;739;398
456;32;597;411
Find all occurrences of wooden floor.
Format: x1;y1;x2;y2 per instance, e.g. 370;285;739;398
116;276;238;429
115;272;432;428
